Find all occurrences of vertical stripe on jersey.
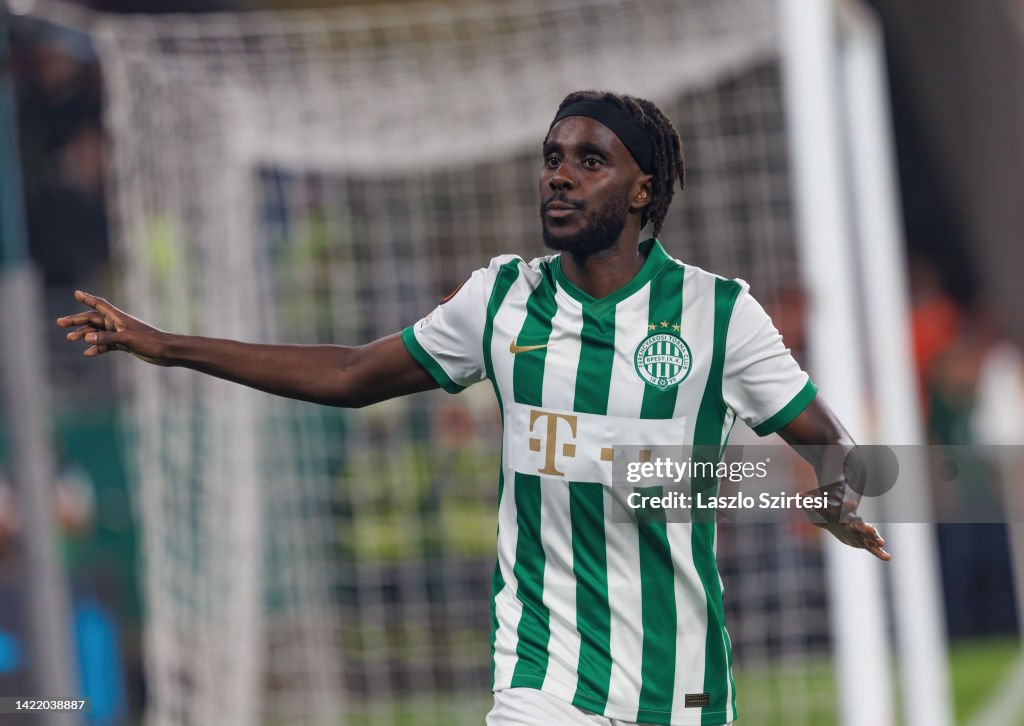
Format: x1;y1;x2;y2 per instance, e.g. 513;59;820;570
483;260;522;685
692;277;742;724
668;266;716;725
570;302;615;710
513;264;559;407
509;269;560;687
484;260;525;411
510;472;550;687
537;299;585;701
602;283;651;717
574;302;616;413
636;263;686;723
490;277;537;690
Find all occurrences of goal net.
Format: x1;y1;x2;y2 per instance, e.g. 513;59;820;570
27;0;865;723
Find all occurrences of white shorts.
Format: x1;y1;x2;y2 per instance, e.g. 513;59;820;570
486;688;733;726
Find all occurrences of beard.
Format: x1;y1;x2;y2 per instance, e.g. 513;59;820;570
540;191;631;256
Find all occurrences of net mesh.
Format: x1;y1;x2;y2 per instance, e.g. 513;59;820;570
29;0;837;723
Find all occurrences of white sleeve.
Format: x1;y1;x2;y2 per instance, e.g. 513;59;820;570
721;282;817;435
401;256;514;393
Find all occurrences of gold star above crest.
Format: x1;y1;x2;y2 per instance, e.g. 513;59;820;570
648;323;657;331
672;324;681;332
660;321;669;328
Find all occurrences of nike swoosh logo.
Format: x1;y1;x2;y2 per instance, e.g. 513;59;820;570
509;340;550;354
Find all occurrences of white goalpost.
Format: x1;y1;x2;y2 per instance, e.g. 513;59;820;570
20;0;951;724
780;1;952;725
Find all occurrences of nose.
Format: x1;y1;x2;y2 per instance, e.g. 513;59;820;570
548;161;575;191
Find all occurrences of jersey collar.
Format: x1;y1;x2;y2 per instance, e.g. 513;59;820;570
552;237;671;307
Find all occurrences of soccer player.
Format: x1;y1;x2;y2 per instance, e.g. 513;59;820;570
58;90;889;726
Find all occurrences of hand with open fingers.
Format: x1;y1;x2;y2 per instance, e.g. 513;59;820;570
56;290;171;366
819;515;891;561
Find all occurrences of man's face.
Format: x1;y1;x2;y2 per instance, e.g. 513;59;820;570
539;116;643;255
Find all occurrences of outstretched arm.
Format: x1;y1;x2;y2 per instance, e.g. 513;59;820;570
57;290;438;408
778;396;891;561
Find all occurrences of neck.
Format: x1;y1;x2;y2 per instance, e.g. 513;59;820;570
558;232;647;300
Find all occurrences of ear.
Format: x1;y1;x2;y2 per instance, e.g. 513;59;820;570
632;174;653;211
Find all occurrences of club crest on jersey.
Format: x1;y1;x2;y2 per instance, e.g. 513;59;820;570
634;330;692;390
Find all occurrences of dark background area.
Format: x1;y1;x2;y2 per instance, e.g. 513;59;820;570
17;0;1024;336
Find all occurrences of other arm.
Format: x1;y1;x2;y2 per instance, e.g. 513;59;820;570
777;396;891;561
57;290;438;408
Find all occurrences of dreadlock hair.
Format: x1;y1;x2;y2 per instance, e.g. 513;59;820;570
551;90;685;238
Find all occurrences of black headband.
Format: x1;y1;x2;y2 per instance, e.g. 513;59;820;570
549;99;654;174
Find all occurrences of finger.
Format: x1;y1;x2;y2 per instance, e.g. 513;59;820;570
854;520;885;542
854;523;881;541
867;545;892;561
75;289;118;317
83;345;111;357
862;533;890;557
856;527;884;547
860;520;884;544
85;331;126;347
67;325;101;342
57;312;105;328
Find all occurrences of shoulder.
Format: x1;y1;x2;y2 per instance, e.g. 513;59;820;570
451;254;549;305
523;251;558;276
668;257;751;301
674;264;761;337
483;251;556;290
452;254;528;295
683;262;748;291
486;253;528;270
475;253;550;282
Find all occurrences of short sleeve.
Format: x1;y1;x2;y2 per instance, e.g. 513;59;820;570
401;257;511;393
721;282;817;435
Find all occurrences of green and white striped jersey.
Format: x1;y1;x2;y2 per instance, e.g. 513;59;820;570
402;238;817;725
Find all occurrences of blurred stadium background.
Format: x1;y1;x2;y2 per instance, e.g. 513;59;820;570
1;0;1023;724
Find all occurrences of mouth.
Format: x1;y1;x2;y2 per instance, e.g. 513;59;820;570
543;200;583;219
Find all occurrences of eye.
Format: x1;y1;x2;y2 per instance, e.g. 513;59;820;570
582;157;602;169
544;154;560;168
